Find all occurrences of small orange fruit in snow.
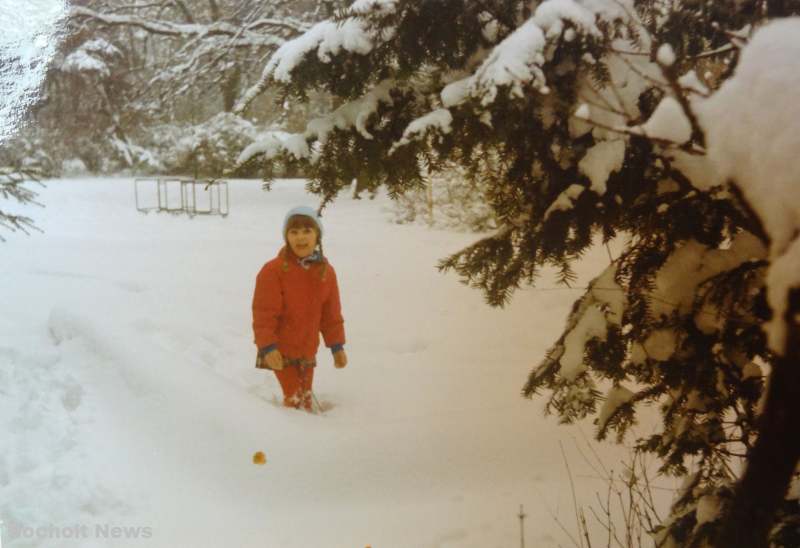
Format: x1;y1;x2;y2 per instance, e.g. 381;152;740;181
252;451;266;465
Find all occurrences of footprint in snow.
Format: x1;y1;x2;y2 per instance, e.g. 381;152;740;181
61;384;83;412
383;338;429;355
30;269;146;293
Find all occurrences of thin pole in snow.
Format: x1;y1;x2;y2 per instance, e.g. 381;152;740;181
519;504;527;548
311;391;325;415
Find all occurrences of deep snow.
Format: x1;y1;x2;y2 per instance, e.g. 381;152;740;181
0;178;668;547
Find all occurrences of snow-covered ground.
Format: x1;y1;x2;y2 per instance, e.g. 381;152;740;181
1;178;669;547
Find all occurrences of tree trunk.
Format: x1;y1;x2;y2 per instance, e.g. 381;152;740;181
171;0;195;23
207;0;221;21
767;0;788;17
716;290;800;547
221;65;240;112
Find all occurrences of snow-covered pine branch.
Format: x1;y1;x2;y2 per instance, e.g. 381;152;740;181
0;166;46;241
234;0;401;114
699;18;800;356
694;18;800;546
235;78;397;170
524;262;624;411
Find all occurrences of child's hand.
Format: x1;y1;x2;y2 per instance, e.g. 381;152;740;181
265;349;284;370
333;349;348;369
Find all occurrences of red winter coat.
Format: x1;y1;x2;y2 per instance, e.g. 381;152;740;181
252;247;345;360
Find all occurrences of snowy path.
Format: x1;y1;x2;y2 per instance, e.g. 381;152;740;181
0;179;667;547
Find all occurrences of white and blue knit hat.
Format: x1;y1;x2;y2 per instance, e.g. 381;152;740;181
282;205;323;238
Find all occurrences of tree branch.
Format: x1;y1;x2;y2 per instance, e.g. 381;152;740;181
658;58;707;148
70;6;285;48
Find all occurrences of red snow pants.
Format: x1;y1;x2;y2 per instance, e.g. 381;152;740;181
274;363;314;411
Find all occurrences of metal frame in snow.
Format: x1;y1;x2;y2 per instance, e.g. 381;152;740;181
135;178;229;217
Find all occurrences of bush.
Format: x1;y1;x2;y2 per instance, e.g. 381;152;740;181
389;165;496;232
151;113;261;178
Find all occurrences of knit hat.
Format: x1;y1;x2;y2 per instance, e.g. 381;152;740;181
282;205;323;238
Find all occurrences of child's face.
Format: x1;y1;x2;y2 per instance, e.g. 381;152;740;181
286;226;318;258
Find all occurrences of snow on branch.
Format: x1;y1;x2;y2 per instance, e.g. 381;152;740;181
533;0;602;39
469;18;549;103
698;18;800;353
389;0;608;152
543;183;585;220
61;38;122;78
649;233;766;327
448;0;601;107
243;17;312;35
264;20;393;83
394;0;627;157
250;0;605;123
597;384;635;434
389;108;453;154
70;6;286;48
235;1;398;114
237;79;397;167
630;96;692;145
538;262;625;382
240;0;615;156
348;0;399;15
578;139;625;195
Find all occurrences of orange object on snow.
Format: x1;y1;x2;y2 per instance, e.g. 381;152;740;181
252;451;266;465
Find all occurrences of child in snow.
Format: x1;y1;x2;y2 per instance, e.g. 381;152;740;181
252;206;347;411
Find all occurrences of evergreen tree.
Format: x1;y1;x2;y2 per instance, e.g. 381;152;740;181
233;0;800;545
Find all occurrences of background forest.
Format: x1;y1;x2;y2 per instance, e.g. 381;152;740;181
3;0;343;177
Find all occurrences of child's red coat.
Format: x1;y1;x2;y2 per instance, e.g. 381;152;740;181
252;248;345;359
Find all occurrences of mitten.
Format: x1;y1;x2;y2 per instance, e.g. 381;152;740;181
333;349;348;369
256;348;284;370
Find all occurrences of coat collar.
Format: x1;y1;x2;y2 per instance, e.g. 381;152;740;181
278;246;325;270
